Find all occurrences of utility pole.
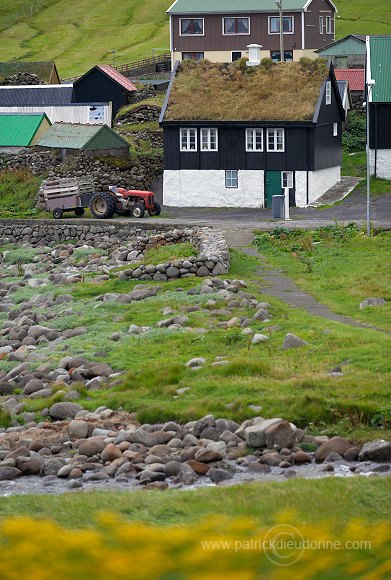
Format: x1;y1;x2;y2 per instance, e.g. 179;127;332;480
275;0;284;62
365;36;376;237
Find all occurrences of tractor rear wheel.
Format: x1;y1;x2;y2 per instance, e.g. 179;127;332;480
132;202;145;218
148;202;161;217
89;192;116;219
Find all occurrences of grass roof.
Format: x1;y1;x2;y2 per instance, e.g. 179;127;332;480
165;59;329;122
0;62;55;83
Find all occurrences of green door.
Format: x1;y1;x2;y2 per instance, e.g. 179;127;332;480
265;171;282;207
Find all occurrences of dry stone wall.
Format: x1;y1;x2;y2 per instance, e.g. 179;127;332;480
0;221;229;279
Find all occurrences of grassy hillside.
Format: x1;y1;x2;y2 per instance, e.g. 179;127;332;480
0;0;389;77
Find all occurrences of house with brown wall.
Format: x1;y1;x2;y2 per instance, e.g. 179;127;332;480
167;0;337;65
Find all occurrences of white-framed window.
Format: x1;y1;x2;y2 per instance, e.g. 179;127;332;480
270;50;293;62
246;128;263;151
326;16;334;34
180;128;197;151
200;128;218;151
325;80;332;105
268;16;294;34
182;52;204;61
333;123;338;137
223;17;250;35
180;18;204;35
225;170;238;188
267;128;285;152
319;16;324;34
282;171;293;189
232;51;242;61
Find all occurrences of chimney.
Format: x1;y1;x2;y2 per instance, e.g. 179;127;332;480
246;44;262;66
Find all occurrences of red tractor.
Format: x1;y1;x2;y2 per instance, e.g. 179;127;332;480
89;186;161;219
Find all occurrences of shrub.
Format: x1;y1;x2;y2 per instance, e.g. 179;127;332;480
343;111;366;151
2;247;39;264
0;409;11;428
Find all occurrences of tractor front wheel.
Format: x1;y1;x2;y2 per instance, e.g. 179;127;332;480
89;192;116;219
132;203;145;218
148;202;161;217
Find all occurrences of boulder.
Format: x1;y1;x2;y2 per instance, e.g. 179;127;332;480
282;333;308;349
359;297;386;309
244;419;283;448
265;420;296;450
49;402;82;420
358;440;391;462
0;467;21;480
77;437;106;457
314;437;351;463
68;420;89;440
208;468;233;483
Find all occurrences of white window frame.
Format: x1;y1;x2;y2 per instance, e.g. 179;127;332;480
180;128;197;152
200;128;218;151
268;15;294;35
231;50;242;61
282;171;293;189
319;15;325;34
333;123;338;137
222;16;250;36
325;81;332;105
225;170;239;189
326;15;334;34
245;128;263;152
179;18;204;36
266;128;285;152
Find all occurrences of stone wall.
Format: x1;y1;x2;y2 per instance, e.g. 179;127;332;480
116;104;161;125
351;92;364;114
0;221;230;279
0;150;163;197
128;84;157;103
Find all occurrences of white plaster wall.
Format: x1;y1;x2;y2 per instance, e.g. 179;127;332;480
294;171;307;207
172;49;316;63
308;166;341;204
369;149;391;180
163;170;264;207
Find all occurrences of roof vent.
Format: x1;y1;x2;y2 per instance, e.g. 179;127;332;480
246;44;262;67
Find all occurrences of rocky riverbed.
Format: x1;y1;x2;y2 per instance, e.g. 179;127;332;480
0;410;390;496
1;229;390;495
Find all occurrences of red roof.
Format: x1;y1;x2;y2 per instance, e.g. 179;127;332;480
334;69;365;92
98;65;137;93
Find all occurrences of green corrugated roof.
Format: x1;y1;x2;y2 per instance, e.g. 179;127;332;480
168;0;308;14
0;114;48;146
369;37;391;103
37;123;128;150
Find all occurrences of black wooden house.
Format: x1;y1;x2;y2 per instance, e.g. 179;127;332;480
160;59;344;208
73;65;137;122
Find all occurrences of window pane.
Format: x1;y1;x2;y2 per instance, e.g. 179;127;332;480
224;18;235;33
270;17;279;33
268;131;274;150
282;17;292;32
201;130;208;150
181;130;187;150
210;129;217;149
181;19;203;34
189;130;196;150
284;50;293;62
238;18;249;33
255;130;262;149
246;130;253;150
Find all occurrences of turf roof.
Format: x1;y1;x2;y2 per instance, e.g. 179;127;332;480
165;59;329;122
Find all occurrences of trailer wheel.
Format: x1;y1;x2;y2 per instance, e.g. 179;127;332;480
53;208;63;219
74;207;85;217
148;202;161;217
132;203;145;218
89;192;116;219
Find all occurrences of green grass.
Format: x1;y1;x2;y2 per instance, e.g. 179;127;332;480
0;169;45;219
342;150;391;195
254;227;391;331
0;1;388;77
116;95;165;119
141;242;197;264
0;479;389;529
0;0;170;78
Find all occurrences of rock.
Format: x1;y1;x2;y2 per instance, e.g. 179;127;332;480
244;419;283;448
23;378;44;395
194;448;223;463
84;363;113;378
265;420;296;450
17;456;43;475
139;469;166;483
324;452;343;463
0;467;21;480
251;334;269;344
77;437;106;457
282;333;308;349
208;468;233;483
68;420;89;440
49;402;82;420
343;447;360;461
359;297;386;309
101;443;122;462
314;437;352;463
193;415;216;437
261;452;282;466
186;460;210;475
358;440;391;462
185;357;206;368
246;463;272;474
294;450;312;464
174;463;198;485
